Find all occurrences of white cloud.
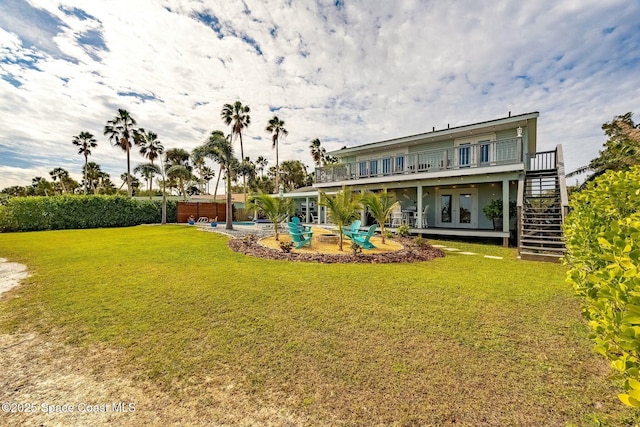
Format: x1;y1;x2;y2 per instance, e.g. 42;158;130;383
0;0;639;189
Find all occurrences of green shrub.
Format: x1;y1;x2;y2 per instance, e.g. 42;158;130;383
564;166;640;407
0;195;177;232
396;224;410;237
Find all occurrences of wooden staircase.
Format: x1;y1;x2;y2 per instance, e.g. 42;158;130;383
518;146;569;262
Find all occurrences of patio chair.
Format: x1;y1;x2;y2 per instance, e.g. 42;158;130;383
390;203;403;227
342;219;362;239
287;223;313;248
422;205;429;228
291;216;312;232
352;224;377;249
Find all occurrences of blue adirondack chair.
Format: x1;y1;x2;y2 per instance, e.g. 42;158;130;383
342;219;362;239
352;224;378;249
287;223;313;248
291;216;312;232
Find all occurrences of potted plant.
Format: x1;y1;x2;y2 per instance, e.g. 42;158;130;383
483;199;517;230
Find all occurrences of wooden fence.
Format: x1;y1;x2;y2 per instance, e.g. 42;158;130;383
176;202;227;223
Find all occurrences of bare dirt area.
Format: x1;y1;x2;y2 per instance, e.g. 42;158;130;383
0;258;28;297
0;331;309;426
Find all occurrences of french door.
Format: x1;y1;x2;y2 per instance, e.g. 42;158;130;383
435;188;478;228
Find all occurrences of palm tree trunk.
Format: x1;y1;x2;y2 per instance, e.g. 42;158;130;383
213;165;222;201
148;177;152;200
275;139;279;190
240;133;247;206
84;155;89;194
126;145;132;197
225;170;233;230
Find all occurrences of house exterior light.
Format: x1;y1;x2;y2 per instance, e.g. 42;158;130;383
517;126;523;138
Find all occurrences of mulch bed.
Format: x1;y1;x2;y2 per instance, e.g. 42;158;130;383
228;237;445;264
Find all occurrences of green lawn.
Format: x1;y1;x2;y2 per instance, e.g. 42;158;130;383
0;225;637;426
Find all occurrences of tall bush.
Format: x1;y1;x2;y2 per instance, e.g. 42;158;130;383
564;166;640;406
0;195;176;232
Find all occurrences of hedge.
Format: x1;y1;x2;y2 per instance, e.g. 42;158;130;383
564;166;640;407
0;195;177;232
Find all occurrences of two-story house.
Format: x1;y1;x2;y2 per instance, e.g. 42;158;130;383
303;112;569;260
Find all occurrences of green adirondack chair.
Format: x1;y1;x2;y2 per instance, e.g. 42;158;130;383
342;220;362;239
287;223;313;248
352;223;377;249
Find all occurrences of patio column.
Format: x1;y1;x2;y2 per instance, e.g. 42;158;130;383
317;192;322;224
416;185;423;229
305;197;310;223
502;178;509;246
361;190;366;225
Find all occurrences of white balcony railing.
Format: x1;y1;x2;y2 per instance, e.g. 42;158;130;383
315;137;522;184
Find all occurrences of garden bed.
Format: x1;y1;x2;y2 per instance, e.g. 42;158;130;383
228;236;445;263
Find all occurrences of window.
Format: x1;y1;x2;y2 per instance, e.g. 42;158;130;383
395;155;405;172
480;142;490;164
358;161;368;177
459;144;470;167
369;160;378;176
382;158;391;174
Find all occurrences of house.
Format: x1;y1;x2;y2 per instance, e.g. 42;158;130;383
305;112;569;261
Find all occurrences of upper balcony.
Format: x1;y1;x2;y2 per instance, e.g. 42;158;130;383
315;137;523;184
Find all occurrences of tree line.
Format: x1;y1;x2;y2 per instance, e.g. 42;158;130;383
1;102;339;200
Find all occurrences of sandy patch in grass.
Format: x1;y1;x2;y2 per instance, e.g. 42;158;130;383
0;258;28;298
0;331;308;426
260;226;403;254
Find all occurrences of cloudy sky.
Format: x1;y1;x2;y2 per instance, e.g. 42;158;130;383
0;0;638;190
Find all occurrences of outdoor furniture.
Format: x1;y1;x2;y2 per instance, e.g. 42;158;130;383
352;224;378;249
291;216;312;232
422;205;429;228
287;223;313;248
390;203;403;227
342;220;362;239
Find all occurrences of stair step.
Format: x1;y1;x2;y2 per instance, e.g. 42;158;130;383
520;239;565;245
520;245;566;252
521;233;564;239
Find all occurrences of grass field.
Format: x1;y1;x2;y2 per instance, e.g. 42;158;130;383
0;225;638;426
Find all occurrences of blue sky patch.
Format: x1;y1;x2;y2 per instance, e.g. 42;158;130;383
58;6;98;22
0;0;72;61
117;91;163;103
241;35;262;56
0;52;42;71
192;11;224;39
515;74;533;88
1;73;22;88
602;26;615;35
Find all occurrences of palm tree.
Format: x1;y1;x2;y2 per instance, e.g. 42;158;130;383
136;129;164;193
201;166;215;194
247;193;293;241
198;130;238;230
221;101;250;203
320;188;362;251
191;147;207;193
266;116;288;189
134;163;161;199
72;131;97;194
49;167;70;193
137;129;164;164
361;190;396;244
309;138;324;167
104;109;139;196
84;162;102;194
256;156;268;178
164;148;192;200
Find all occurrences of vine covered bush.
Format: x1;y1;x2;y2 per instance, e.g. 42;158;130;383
0;195;177;232
564;166;640;406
